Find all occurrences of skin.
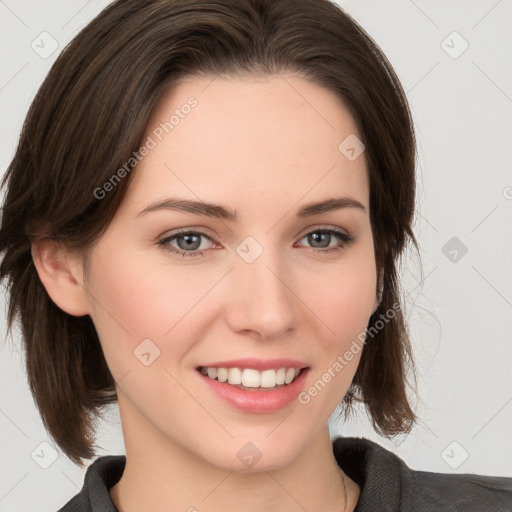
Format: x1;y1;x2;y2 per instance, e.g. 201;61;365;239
33;73;383;512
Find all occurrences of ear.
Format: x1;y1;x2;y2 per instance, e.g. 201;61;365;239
372;266;384;314
31;239;90;316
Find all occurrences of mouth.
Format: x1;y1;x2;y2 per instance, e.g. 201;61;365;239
196;365;308;391
196;362;311;413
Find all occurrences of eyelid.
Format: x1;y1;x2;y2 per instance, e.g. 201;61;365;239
158;226;218;241
296;223;351;239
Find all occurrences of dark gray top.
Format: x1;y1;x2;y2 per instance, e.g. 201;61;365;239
57;436;512;511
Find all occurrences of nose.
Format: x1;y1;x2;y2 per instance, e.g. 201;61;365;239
224;246;297;340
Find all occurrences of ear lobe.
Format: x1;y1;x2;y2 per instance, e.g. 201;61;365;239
372;267;384;314
31;239;90;317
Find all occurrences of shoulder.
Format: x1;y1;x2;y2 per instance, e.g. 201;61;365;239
57;455;126;512
412;468;512;510
332;436;512;511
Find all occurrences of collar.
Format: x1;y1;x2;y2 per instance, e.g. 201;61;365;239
332;436;407;511
62;437;407;511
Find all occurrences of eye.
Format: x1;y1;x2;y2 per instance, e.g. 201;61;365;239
158;229;215;258
296;227;353;254
158;226;354;258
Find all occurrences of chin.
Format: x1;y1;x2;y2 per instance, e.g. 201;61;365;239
195;434;307;473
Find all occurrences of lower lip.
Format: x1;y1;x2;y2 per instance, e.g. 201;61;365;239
198;368;310;414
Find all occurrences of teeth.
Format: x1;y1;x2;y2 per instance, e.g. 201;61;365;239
217;367;229;382
200;366;302;389
228;367;242;385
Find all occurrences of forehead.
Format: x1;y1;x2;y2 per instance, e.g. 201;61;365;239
123;73;369;216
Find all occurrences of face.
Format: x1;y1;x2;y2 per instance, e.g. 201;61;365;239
79;73;379;472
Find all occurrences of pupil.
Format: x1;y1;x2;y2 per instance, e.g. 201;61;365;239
180;234;200;250
310;232;329;248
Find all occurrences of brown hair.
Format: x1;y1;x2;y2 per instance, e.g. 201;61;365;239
0;0;419;466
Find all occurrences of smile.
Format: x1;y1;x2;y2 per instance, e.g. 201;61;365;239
198;366;302;390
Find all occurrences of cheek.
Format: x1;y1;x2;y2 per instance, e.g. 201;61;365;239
314;274;371;366
302;257;376;342
83;243;223;375
295;270;373;414
86;244;204;333
296;251;375;392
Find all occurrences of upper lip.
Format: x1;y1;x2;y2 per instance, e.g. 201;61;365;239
197;358;309;371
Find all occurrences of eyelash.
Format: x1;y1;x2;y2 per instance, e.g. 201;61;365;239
157;227;353;258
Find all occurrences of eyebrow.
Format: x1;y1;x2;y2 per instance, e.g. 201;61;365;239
136;196;367;220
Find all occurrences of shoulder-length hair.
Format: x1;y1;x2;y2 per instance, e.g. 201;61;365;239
0;0;418;466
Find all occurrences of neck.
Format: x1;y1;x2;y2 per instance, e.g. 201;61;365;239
110;398;360;512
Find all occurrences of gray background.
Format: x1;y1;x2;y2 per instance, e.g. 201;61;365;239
1;0;511;510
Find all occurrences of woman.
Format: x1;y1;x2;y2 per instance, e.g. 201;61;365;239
0;0;510;511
